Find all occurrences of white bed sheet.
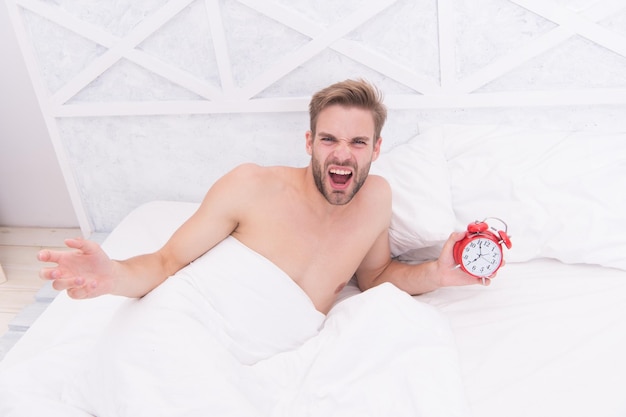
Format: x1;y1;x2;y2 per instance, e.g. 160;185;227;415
420;259;626;416
1;201;625;416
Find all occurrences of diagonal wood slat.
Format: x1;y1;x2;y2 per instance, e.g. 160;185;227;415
49;0;195;106
9;0;626;112
236;0;398;100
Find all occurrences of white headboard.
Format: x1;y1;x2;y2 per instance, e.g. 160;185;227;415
6;0;626;234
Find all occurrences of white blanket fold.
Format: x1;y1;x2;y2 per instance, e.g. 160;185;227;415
1;236;469;417
258;283;470;417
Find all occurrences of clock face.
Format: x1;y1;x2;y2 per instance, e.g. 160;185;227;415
459;237;503;277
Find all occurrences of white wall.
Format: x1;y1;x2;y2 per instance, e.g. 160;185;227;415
0;1;78;228
5;0;626;234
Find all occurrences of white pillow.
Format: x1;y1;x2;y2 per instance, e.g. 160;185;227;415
442;123;626;271
370;126;455;257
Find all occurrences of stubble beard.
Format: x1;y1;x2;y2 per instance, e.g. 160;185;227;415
311;153;371;206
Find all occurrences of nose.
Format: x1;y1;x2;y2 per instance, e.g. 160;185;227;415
332;138;353;161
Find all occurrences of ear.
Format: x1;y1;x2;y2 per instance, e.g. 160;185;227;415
305;130;314;156
371;137;383;161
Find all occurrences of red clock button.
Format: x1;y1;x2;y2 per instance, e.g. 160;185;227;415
498;230;512;249
468;221;488;233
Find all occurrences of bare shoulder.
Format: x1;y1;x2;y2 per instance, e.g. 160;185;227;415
349;173;392;227
218;163;277;188
223;162;266;182
226;163;293;181
362;173;392;205
211;163;297;201
365;173;391;192
197;163;262;209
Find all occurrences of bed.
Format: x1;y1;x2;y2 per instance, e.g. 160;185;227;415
1;123;625;416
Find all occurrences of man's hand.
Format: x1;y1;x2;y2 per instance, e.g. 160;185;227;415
38;238;116;299
436;231;500;287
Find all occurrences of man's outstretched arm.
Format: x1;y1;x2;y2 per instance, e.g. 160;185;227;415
355;231;490;295
38;164;258;299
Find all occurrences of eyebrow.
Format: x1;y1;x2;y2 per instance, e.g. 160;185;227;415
317;132;372;143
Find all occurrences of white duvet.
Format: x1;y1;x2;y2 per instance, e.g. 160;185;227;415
3;201;626;417
0;235;469;417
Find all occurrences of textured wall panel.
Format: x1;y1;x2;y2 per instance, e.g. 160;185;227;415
6;0;626;233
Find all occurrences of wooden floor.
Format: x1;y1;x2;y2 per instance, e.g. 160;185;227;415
0;227;81;338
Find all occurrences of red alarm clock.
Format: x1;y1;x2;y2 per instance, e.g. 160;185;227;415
453;218;512;283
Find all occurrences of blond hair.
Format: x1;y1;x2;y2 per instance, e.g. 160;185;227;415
309;79;387;140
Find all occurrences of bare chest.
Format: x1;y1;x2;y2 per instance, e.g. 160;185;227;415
233;204;378;313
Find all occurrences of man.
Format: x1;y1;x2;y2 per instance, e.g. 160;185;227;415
38;79;488;315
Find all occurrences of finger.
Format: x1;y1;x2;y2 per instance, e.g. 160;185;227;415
440;232;465;264
38;238;84;263
51;276;85;292
67;286;88;299
40;266;73;281
67;279;99;299
442;231;466;256
450;231;466;242
38;248;77;265
37;249;60;263
64;237;87;250
39;267;60;280
65;237;102;256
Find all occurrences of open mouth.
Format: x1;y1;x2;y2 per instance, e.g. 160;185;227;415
329;167;353;190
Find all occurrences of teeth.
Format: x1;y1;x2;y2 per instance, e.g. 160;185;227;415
330;168;351;176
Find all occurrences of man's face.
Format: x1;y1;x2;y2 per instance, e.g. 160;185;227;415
306;104;382;205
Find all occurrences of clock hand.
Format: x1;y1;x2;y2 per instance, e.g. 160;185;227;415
477;241;495;259
468;253;481;263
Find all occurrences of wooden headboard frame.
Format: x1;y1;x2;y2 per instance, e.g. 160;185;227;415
6;0;626;234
